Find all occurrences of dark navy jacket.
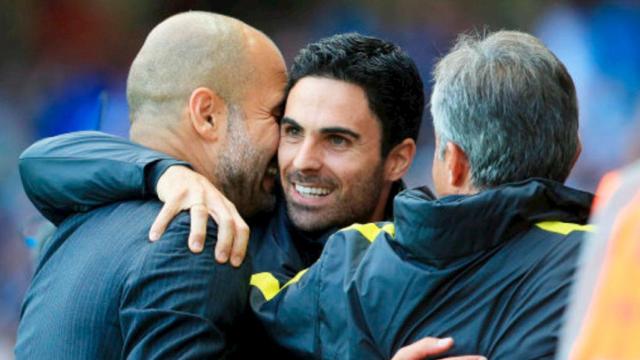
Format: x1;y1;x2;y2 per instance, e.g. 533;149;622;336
18;131;401;357
15;200;250;359
250;179;593;359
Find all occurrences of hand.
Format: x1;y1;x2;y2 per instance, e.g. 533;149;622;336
150;166;250;267
391;337;486;360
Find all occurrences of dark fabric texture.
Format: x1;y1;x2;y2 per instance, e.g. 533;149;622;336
15;200;250;359
18;131;188;225
251;179;593;359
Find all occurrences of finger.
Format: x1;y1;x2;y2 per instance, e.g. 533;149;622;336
229;215;250;267
188;205;208;253
441;356;487;360
201;193;233;249
149;203;179;241
392;337;453;360
222;198;249;267
213;207;234;264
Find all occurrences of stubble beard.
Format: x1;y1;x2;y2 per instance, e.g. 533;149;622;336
285;162;386;232
215;115;275;218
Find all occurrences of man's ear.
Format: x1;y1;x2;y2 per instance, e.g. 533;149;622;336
445;142;471;191
188;87;228;141
384;138;417;182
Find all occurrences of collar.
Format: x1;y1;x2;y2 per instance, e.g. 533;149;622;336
393;178;593;267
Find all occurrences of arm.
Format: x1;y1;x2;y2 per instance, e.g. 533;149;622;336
249;263;321;358
19;131;186;225
119;216;251;358
19;131;249;265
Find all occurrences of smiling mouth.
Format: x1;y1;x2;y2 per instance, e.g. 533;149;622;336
294;183;332;198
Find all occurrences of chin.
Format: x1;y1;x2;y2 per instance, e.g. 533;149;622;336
290;210;349;233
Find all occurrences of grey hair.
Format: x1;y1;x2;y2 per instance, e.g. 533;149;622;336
430;30;579;189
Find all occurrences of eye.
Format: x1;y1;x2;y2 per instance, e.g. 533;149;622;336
328;135;350;147
282;124;302;137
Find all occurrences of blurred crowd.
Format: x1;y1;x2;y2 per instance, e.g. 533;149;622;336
1;0;639;356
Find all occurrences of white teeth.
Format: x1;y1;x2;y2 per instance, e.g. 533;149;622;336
295;184;331;197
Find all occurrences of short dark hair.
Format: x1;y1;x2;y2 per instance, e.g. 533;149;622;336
288;33;424;156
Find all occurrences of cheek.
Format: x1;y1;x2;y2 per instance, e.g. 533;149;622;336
324;153;370;187
278;141;296;171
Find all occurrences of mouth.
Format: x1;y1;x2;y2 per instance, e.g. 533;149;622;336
294;183;332;198
285;171;338;207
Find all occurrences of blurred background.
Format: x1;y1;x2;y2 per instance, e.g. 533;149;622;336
1;0;639;356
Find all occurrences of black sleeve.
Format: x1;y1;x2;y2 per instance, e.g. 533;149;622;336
19;131;189;224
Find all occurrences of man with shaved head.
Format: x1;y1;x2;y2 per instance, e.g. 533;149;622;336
15;11;286;359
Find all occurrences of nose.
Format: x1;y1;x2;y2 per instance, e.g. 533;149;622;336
292;138;322;172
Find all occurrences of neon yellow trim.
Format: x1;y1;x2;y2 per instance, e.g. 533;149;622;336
250;272;280;301
343;222;395;242
381;223;395;237
535;221;595;235
250;268;310;301
283;268;309;289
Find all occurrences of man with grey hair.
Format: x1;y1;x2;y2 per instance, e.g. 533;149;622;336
240;30;593;359
15;11;287;358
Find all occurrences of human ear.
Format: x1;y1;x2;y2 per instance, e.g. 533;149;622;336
384;138;417;182
188;87;228;141
445;142;471;190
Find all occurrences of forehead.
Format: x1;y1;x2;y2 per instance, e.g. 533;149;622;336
284;76;379;134
245;32;288;103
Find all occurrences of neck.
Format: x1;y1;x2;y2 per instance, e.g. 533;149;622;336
130;121;218;183
369;181;394;222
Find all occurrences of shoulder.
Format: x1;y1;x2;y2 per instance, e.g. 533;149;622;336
528;220;593;260
337;222;396;243
318;221;395;278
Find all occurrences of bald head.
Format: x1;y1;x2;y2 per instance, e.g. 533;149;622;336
127;11;264;126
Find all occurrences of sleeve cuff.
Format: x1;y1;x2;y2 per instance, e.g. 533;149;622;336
144;159;191;197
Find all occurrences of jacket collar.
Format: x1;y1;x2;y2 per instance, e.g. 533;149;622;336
393;178;593;267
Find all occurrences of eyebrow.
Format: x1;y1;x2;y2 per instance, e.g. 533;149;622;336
281;116;300;127
320;127;360;140
281;117;361;140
